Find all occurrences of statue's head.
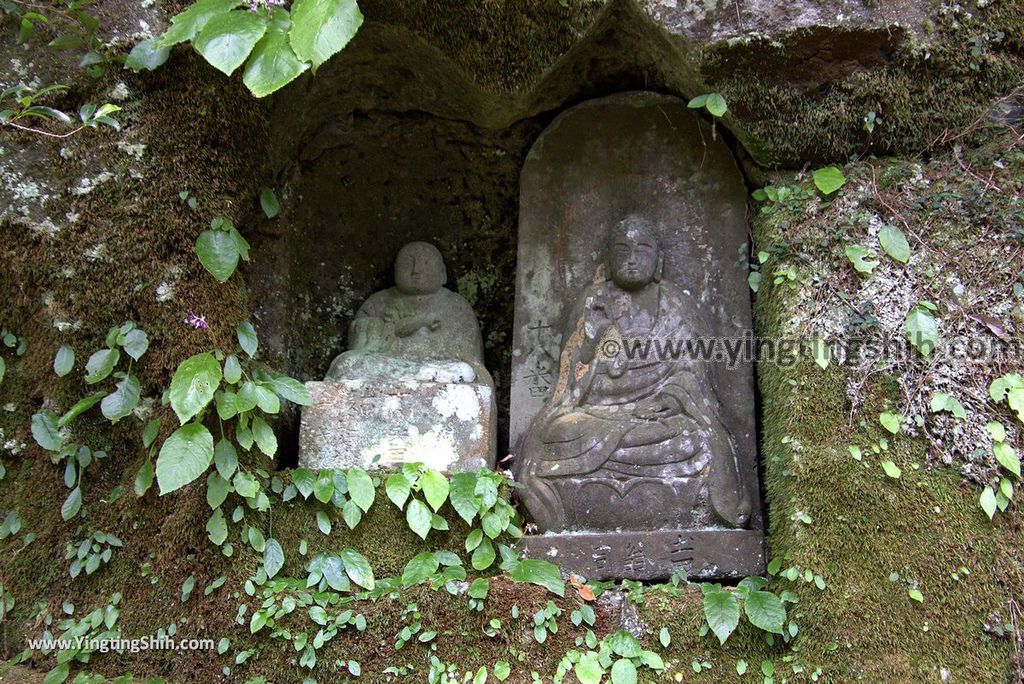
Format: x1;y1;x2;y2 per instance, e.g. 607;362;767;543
395;241;447;295
607;214;663;290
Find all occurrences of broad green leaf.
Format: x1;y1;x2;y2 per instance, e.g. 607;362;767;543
260;371;311;404
316;510;331;535
747;271;761;292
313;471;334;503
61;486;82;521
247;526;266;552
125;37;170;71
879;412;902;434
980;486;997;519
84;348;119;384
101;374;140;422
994;442;1020;478
156;423;215;494
905;306;939;357
251;415;277;457
53;345;74;376
196;229;241;282
385;472;411;508
471;537;495;570
402;551;439;587
263;538;284;578
574;652;603;684
207;471;229;509
340;548;374;589
160;0;241;46
254;384;280;414
243;21;309;98
881;460;902;478
58;392;105;427
289;0;362;68
929;392;966;419
990;374;1024;423
293;467;315;499
420;469;449;512
988;421;1007;442
494;661;511;682
659;627;671;647
406;498;432;539
169;352;222;424
346;467;374;512
122;329;149;361
878;225;911;264
687;94;709;108
214;439;238;479
610;659;637;684
31;410;63;451
703;587;740;644
135;457;154;496
606;630;643;658
705;92;727;117
845;245;878;274
260;187;279;218
449;471;479;524
233;471;259;498
468;577;489;598
194;10;267;76
224;355;242;384
813;166;846;195
744;590;786;634
43;663;70;684
206;508;228;544
509;559;564;597
237;322;258;357
342;499;362;529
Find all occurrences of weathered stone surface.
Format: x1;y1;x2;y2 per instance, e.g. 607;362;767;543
519;529;765;581
299;378;495;472
511;92;763;579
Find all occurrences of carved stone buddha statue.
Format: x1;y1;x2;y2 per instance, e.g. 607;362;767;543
514;215;751;532
325;241;491;386
300;241;495;472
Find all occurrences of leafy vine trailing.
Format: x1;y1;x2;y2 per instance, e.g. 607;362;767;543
127;0;363;98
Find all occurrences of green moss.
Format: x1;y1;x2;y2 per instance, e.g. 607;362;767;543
700;3;1024;166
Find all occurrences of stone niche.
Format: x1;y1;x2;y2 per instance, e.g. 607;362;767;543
511;92;764;581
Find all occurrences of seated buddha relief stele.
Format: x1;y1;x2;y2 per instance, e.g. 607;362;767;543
511;93;765;580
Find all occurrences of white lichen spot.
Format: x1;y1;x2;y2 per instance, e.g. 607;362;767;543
431;384;480;422
155;281;175;302
32;218;60;237
109;82;131;101
84;243;106;262
117;141;147;160
72;171;115;195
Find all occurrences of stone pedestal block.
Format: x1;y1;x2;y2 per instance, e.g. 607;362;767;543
298;378;495;472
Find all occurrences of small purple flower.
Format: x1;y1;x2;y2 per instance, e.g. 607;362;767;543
186;313;208;331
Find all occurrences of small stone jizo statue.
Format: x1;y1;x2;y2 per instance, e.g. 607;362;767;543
326;241;490;385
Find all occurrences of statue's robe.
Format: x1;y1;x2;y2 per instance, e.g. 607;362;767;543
516;278;749;530
326;287;490;385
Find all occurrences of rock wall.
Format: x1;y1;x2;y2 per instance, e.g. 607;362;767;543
0;0;1022;681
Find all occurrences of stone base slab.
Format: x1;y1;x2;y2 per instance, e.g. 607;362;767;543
519;529;765;581
298;378;495;472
